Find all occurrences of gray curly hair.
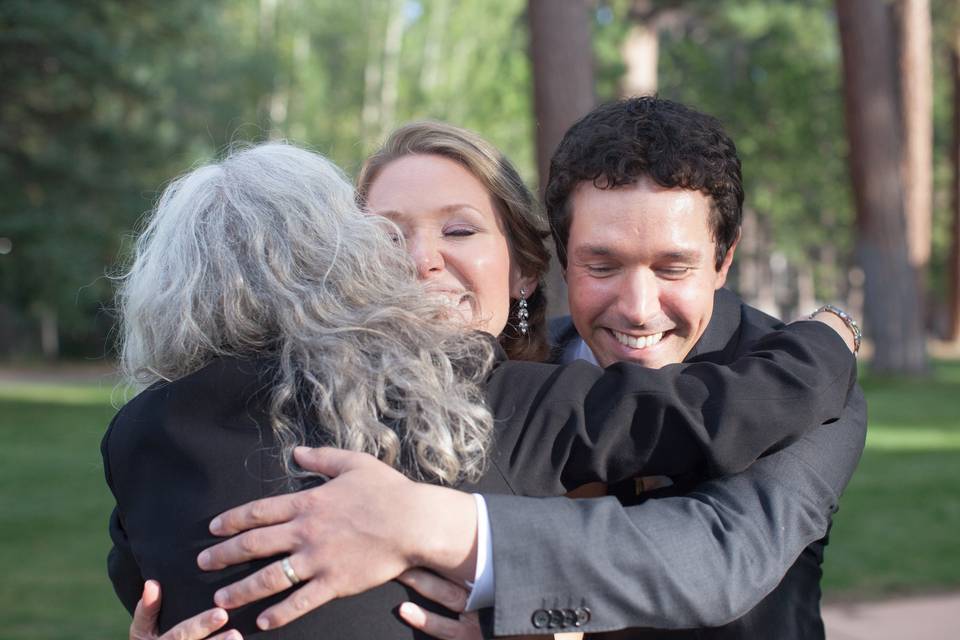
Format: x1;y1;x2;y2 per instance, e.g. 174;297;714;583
117;142;495;484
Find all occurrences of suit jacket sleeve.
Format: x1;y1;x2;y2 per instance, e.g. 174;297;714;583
101;362;285;634
102;413;145;614
486;321;856;496
481;386;866;636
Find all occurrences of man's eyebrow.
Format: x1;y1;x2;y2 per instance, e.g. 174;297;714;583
658;249;702;263
572;244;614;257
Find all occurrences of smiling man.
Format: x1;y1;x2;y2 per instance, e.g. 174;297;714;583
543;97;864;639
563;176;732;369
548;98;743;373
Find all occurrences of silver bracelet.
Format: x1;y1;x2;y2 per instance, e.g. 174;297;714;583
809;304;861;354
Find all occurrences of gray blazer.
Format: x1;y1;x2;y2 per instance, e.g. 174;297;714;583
481;289;867;637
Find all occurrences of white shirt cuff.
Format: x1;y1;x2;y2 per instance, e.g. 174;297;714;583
463;493;495;611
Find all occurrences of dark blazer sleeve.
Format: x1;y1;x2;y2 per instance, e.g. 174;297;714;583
106;508;143;613
481;386;866;636
102;414;145;614
486;321;856;496
101;361;284;634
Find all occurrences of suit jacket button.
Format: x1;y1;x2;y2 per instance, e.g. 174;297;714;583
548;609;565;628
575;606;592;626
532;609;550;628
563;608;578;627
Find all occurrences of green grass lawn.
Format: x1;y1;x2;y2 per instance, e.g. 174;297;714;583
822;359;960;598
0;362;958;638
0;382;129;639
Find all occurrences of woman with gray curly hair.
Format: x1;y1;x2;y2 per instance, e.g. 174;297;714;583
116;141;495;486
107;142;511;639
107;141;856;640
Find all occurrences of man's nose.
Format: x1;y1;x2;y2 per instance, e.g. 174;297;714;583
618;269;660;326
407;234;444;278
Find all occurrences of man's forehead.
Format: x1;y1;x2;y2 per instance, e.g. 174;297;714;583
569;179;710;219
568;181;713;244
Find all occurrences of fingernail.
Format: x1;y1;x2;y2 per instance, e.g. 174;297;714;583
399;602;426;625
211;608;228;623
210;517;223;534
293;446;309;458
214;589;229;607
197;551;211;569
257;615;271;630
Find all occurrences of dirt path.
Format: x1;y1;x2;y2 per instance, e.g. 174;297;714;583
823;592;960;639
0;362;118;385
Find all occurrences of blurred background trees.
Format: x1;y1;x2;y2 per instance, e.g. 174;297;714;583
2;0;958;374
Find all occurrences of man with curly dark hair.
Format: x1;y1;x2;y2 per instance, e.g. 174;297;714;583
545;96;865;639
548;97;744;370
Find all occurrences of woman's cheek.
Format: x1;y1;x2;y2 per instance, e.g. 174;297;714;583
473;242;513;331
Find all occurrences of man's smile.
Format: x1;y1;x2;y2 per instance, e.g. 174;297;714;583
610;329;666;350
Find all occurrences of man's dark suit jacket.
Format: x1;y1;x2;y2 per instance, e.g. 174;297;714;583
103;318;857;638
478;288;864;638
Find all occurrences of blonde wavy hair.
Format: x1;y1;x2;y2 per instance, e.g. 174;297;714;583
117;142;496;484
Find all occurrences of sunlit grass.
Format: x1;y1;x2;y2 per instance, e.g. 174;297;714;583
0;382;124;406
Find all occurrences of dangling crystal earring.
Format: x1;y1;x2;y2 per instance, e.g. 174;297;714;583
518;288;529;336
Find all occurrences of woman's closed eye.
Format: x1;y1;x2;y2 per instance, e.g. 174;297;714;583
443;225;479;238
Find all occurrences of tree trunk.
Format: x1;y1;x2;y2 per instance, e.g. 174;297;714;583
379;0;405;137
361;1;385;148
737;207;778;317
528;0;595;318
948;29;960;342
621;23;658;97
896;0;933;270
796;263;818;320
818;209;841;302
39;306;58;360
419;0;449;96
836;0;928;373
257;0;281;138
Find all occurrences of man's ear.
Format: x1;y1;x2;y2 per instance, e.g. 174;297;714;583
714;229;740;289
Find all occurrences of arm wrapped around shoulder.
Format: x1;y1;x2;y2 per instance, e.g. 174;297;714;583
487;320;857;495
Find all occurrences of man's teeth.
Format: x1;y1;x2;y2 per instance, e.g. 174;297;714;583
613;330;664;349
